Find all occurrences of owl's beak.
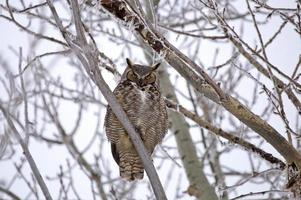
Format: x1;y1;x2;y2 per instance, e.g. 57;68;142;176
137;79;144;87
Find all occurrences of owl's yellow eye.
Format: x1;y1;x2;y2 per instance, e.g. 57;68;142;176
145;73;156;84
126;70;138;82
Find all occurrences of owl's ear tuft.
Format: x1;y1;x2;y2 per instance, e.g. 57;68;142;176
151;63;161;71
126;58;134;68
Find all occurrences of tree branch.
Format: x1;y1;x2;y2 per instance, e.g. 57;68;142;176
0;185;22;200
165;99;286;170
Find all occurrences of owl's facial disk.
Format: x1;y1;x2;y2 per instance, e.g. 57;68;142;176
125;58;160;87
126;70;156;86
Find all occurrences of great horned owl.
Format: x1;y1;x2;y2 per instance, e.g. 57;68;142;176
104;58;168;181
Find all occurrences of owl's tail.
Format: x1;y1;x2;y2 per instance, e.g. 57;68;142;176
111;134;145;181
119;151;144;181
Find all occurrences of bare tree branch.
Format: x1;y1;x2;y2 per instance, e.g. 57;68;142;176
165;98;286;169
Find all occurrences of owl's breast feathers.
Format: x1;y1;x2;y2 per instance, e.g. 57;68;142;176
104;77;168;181
106;80;168;142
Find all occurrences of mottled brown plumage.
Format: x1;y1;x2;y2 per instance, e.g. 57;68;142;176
104;58;168;181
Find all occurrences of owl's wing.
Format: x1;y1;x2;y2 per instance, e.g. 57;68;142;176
104;107;122;143
104;83;127;143
111;143;120;165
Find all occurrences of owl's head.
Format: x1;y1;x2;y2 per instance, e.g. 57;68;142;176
124;58;160;87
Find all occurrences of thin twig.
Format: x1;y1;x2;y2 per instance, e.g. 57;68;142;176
0;185;22;200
